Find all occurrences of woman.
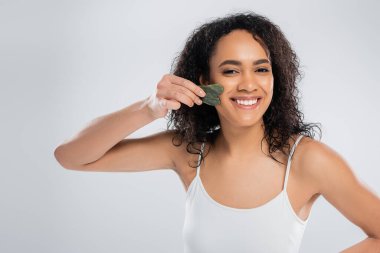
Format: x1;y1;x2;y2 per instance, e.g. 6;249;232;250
54;12;380;253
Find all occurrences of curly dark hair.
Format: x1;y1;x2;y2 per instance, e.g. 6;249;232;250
166;11;322;168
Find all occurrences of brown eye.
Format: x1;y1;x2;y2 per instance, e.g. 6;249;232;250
223;70;238;74
257;68;269;72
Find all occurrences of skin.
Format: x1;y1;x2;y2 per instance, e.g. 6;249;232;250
185;29;380;250
56;28;380;251
192;29;317;220
200;29;273;159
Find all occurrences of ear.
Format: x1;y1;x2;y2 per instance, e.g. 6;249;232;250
199;75;208;86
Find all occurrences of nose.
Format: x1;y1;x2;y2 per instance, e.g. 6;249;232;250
237;71;258;92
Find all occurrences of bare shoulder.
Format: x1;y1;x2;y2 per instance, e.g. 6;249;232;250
298;136;341;175
296;135;355;195
298;136;380;238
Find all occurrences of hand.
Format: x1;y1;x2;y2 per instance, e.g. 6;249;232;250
146;74;206;119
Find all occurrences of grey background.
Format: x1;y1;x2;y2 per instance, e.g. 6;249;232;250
1;0;379;252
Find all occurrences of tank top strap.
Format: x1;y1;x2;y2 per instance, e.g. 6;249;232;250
283;134;304;191
196;142;205;177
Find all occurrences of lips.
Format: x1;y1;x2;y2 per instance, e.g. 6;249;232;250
231;97;262;110
230;96;262;101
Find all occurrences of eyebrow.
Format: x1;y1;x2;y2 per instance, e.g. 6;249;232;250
218;59;271;68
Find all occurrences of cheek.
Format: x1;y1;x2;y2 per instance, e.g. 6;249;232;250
269;83;274;93
265;78;274;93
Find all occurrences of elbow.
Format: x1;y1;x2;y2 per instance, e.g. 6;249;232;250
54;145;79;170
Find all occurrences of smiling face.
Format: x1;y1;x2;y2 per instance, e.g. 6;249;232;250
200;29;274;129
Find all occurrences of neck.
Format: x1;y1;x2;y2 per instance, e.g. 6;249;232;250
214;119;268;159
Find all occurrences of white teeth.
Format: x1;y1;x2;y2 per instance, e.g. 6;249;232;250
236;99;258;105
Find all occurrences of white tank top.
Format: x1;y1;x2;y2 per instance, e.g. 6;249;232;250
183;134;312;253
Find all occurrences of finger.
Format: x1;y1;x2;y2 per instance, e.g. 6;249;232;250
156;88;190;107
173;85;203;106
167;89;196;107
157;83;195;107
165;99;181;110
167;74;206;97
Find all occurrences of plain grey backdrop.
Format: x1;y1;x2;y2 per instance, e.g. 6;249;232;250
1;0;379;252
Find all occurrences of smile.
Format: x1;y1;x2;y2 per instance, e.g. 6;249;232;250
230;98;262;110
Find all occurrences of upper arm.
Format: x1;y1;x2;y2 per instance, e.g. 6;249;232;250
63;130;181;173
302;140;380;239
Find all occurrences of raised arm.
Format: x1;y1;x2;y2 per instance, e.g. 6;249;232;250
54;97;160;170
53;74;206;173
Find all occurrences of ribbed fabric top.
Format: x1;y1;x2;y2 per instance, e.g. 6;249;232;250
183;134;311;253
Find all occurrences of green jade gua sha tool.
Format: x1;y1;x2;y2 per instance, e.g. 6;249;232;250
199;83;224;106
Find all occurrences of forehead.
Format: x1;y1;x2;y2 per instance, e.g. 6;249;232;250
210;29;269;64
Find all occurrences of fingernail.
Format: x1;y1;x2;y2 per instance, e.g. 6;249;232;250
199;90;206;96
